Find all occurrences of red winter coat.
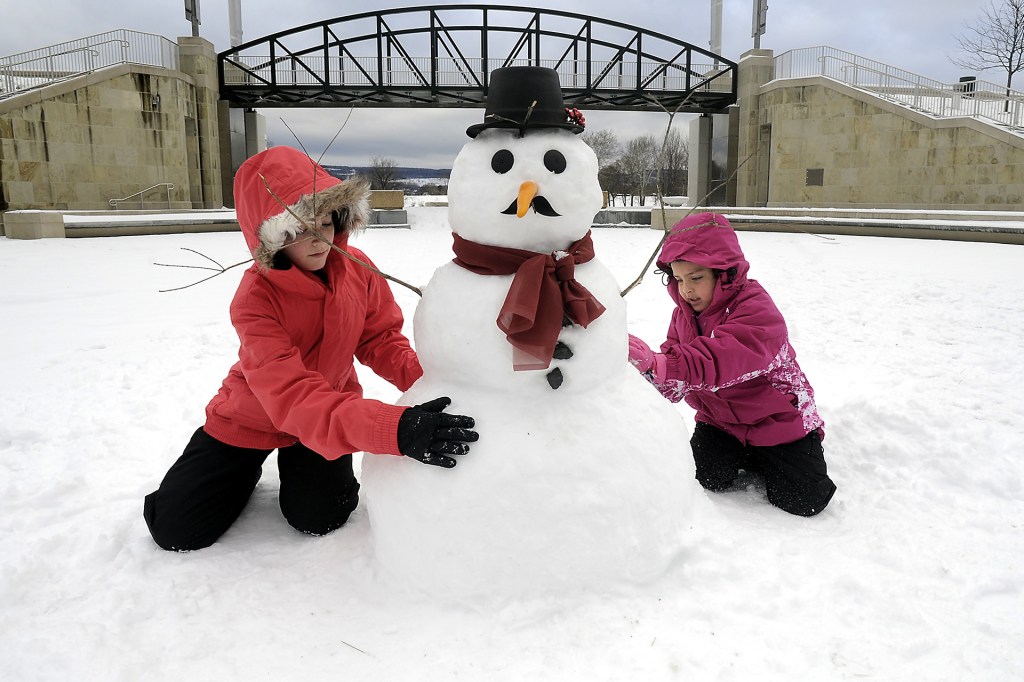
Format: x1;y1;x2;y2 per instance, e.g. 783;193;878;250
651;213;823;447
202;147;422;458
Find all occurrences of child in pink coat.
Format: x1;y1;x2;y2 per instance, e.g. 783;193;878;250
628;212;836;516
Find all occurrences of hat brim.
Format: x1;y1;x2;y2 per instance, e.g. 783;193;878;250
466;120;585;138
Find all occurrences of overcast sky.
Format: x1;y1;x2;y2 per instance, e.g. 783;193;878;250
1;0;993;168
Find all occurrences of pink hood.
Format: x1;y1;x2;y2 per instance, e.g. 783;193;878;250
656;212;750;311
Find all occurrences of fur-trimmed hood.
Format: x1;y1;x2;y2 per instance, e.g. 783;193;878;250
233;146;371;269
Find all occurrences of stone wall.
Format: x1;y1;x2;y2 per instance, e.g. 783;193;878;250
369;190;404;209
741;69;1024;210
1;65;197;214
0;38;222;232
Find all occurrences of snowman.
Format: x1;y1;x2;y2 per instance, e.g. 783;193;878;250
362;67;700;600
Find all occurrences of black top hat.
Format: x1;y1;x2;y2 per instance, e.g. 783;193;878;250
466;66;585;138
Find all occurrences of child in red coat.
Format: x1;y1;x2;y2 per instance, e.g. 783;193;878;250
628;212;835;516
144;147;478;551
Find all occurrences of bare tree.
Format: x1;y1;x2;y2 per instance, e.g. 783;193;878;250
581;129;622;170
618;135;659;206
600;162;630;207
659;128;689;197
369;156;401;190
951;0;1024;104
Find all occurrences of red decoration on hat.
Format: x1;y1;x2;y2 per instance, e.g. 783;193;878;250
565;108;586;128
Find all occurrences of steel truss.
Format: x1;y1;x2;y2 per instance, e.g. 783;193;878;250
218;5;737;113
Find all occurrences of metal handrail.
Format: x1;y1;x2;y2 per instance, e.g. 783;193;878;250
775;46;1024;131
0;42;120;99
0;29;178;100
3;46;104;69
109;183;175;210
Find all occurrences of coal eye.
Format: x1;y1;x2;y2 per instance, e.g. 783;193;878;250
544;150;566;173
491;149;514;174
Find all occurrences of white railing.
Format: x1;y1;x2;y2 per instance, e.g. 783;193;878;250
109;183;175;210
775;46;1024;131
0;29;178;100
222;55;732;93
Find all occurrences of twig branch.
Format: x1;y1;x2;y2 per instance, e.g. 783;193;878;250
620;92;843;297
154;249;254;292
280;110;353;245
339;639;373;657
618;93;692;298
275;110;422;295
259;175;423;297
330;242;423;296
647;92;690;265
155;113;422;296
280;108;354;167
620;147;758;298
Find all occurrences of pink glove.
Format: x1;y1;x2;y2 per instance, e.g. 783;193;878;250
628;335;667;383
628;334;655;372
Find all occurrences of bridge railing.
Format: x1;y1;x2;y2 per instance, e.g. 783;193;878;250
222;55;732;93
774;46;1024;131
0;29;178;100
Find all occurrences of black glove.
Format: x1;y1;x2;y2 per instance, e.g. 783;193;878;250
396;397;478;468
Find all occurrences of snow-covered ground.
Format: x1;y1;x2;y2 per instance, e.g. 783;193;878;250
1;207;1022;680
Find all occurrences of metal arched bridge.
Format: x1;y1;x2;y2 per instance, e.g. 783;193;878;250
218;4;737;113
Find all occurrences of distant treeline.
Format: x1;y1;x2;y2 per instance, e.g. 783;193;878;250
324;166;451;181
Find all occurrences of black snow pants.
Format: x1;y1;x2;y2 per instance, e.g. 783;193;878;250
143;427;359;551
690;421;836;517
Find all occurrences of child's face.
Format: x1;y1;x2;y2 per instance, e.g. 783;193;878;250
282;215;335;271
670;260;717;313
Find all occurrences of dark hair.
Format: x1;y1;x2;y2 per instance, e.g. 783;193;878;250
660;265;734;286
332;208;348;231
271;250;293;270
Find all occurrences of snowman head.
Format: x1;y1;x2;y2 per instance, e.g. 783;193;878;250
448;66;603;253
449;127;603;253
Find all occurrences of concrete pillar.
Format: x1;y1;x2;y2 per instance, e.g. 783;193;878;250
215;105;265;209
216;100;236;208
177;37;223;209
735;48;774;207
243;109;267;158
725;106;740;206
688;115;713;205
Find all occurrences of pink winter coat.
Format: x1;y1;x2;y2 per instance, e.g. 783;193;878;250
202;147;422;458
650;213;823;447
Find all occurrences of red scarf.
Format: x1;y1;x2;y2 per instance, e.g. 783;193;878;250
452;231;606;371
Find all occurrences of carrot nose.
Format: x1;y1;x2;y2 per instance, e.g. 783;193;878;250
516;181;538;218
